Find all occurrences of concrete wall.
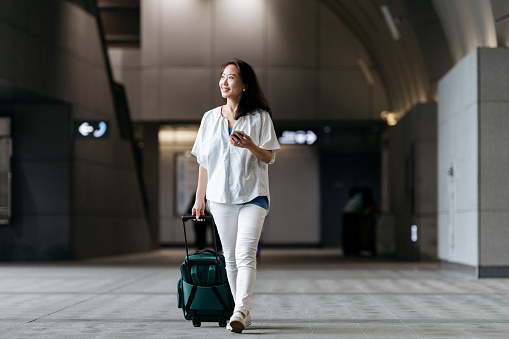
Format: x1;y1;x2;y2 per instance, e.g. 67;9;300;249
381;103;437;261
264;144;320;245
0;0;152;259
437;49;479;268
109;0;389;123
0;104;72;260
477;48;509;274
438;47;509;276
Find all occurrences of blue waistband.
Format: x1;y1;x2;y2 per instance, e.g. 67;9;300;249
240;196;269;210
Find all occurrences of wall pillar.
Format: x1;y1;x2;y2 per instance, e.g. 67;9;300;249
381;103;437;261
438;47;509;277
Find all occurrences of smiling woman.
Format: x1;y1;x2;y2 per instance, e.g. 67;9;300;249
219;65;245;106
191;59;280;333
218;59;272;121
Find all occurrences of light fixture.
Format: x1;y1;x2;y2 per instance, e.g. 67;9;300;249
159;126;198;145
380;111;398;126
411;225;418;243
380;5;401;41
357;58;375;86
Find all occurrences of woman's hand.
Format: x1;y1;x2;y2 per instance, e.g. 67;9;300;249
192;199;206;221
230;131;272;164
193;166;208;221
230;131;255;149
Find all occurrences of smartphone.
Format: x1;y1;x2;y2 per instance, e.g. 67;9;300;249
232;130;245;136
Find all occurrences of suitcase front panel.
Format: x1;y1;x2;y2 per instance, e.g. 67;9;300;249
182;280;233;312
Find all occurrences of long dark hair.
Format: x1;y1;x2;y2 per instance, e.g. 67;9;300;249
220;59;272;119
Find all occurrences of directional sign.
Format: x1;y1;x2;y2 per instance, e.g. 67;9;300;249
78;122;94;136
74;120;110;139
278;130;317;145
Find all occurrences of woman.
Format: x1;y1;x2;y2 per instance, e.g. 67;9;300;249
191;59;280;333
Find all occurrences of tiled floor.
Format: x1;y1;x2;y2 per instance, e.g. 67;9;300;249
1;249;509;338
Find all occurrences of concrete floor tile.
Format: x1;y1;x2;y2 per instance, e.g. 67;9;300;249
1;249;509;338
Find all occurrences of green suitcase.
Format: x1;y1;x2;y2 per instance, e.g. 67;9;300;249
177;215;234;327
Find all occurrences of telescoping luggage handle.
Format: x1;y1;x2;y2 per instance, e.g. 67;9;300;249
181;215;220;264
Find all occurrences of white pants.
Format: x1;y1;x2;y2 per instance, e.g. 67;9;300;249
208;201;267;315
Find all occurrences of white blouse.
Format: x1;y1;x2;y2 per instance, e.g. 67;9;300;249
191;106;281;205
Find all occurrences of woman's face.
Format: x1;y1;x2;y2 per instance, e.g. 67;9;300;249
219;64;246;101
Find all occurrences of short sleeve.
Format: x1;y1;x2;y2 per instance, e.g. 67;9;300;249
191;114;208;169
258;112;281;165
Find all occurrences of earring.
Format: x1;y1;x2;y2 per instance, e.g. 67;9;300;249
243;89;246;91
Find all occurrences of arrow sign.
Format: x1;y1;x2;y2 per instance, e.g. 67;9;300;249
74;120;110;139
78;122;94;136
278;130;318;145
306;130;317;145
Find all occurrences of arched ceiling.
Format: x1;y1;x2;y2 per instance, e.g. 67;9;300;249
97;0;506;125
432;0;497;63
322;0;453;123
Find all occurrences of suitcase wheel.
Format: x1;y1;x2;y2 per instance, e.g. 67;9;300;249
219;316;227;327
192;317;201;327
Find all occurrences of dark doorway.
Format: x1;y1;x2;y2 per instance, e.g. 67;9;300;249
319;125;382;252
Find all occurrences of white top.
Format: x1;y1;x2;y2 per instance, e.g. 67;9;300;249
191;106;281;204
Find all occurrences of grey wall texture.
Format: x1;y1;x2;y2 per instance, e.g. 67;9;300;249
0;0;153;260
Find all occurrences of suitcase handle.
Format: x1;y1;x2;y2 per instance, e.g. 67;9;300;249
182;215;213;223
181;215;220;266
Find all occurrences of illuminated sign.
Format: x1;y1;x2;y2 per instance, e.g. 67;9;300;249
74;120;110;139
278;130;317;145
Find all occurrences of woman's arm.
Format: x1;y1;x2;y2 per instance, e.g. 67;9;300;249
230;131;273;164
192;165;208;221
246;145;272;164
